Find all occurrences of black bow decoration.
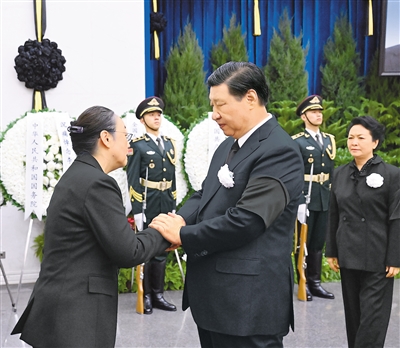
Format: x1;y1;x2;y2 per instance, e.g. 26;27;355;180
150;12;167;33
14;38;66;92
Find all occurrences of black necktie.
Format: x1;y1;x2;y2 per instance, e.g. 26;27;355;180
225;141;240;164
156;137;164;154
315;134;323;150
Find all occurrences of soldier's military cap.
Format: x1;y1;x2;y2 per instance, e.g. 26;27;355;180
135;96;164;119
296;95;323;116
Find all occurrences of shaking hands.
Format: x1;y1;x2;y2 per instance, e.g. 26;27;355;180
150;213;186;249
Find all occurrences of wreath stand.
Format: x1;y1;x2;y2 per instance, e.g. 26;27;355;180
14;218;34;312
0;251;16;311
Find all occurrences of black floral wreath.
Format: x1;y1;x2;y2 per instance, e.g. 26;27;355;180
14;38;66;91
150;12;167;33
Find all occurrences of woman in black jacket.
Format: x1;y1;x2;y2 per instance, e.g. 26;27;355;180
326;116;400;348
12;106;170;347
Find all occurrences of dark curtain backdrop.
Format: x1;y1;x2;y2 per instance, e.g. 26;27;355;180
145;0;382;98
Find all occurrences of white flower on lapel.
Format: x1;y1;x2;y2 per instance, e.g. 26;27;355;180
217;164;234;188
366;173;384;188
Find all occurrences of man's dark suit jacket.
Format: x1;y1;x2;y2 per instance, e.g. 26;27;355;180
178;116;304;337
12;153;169;348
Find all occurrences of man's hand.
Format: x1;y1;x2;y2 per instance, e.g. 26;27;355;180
327;257;340;272
149;213;186;246
297;203;308;224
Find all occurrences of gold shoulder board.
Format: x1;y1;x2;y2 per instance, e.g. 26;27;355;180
131;135;145;143
292;132;304;140
323;132;336;160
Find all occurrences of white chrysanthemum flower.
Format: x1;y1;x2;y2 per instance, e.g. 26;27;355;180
44;152;54;162
217;164;235;188
366;173;384;188
43;176;50;187
49;178;58;188
50;144;60;155
47;161;56;172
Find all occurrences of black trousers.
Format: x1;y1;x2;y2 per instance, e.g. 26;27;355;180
197;327;284;348
340;268;394;348
306;210;328;251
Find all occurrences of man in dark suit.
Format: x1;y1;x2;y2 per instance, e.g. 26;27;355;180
151;62;304;348
292;95;336;301
127;97;177;314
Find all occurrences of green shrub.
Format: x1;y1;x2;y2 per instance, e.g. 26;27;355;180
163;22;209;130
210;14;248;71
320;13;364;119
264;8;308;103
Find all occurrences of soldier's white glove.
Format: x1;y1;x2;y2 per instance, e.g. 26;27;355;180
297;204;309;224
134;213;146;231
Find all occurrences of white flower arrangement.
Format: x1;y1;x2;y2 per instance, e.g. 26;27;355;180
184;118;211;191
42;134;63;193
184;116;226;191
0;112;73;216
366;173;384;188
122;111;188;205
217;164;235;188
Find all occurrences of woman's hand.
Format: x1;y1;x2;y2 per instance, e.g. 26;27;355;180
327;257;340;272
386;266;400;278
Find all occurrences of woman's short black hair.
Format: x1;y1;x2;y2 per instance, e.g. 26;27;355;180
207;61;270;106
69;106;116;155
347;116;385;150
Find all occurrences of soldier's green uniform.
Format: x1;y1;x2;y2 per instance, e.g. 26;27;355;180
126;96;177;314
128;134;177;225
293;95;336;301
292;131;335;219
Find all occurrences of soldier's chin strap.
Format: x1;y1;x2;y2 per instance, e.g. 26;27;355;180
303;113;320;128
142;115;160;133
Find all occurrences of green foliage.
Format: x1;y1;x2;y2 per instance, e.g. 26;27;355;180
320;14;364;119
118;268;133;294
164;249;186;290
210;14;248;71
269;100;303;135
33;232;45;263
292;253;341;283
264;8;308;103
344;98;400;166
118;250;186;293
334;147;353;168
365;50;400;106
321;253;342;283
163;22;209;130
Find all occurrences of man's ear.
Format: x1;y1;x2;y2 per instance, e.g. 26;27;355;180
246;89;257;107
99;130;112;149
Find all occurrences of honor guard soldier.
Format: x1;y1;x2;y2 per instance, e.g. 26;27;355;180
292;95;336;301
127;96;177;314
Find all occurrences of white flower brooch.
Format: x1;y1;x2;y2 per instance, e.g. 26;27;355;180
366;173;384;188
217;164;235;188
